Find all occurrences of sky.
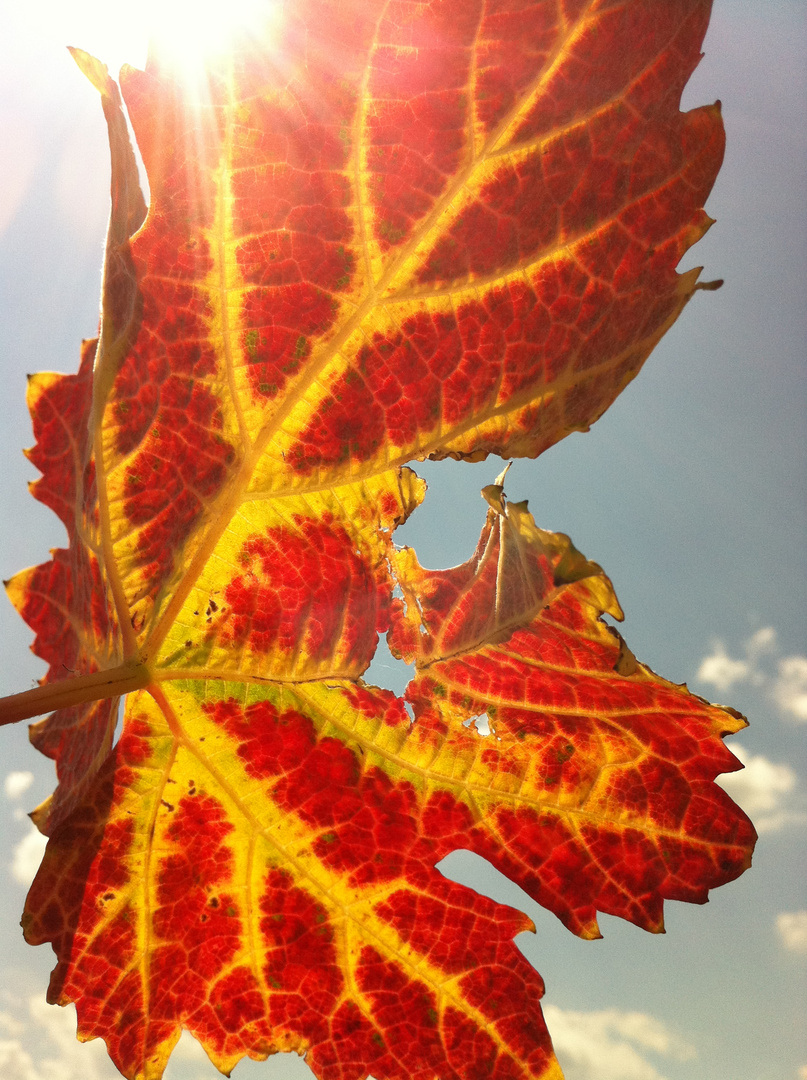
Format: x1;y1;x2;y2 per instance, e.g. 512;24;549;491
0;2;805;1079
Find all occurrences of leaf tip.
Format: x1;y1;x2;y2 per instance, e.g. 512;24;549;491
481;482;506;514
481;463;513;514
579;923;603;942
719;705;749;736
68;46;114;97
29;795;52;835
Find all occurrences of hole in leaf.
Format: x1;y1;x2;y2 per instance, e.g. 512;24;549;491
474;713;491;736
364;633;413;698
396;458;495;570
462;712;492;737
111;696;125;749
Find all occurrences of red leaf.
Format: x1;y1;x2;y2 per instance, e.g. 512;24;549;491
1;4;753;1079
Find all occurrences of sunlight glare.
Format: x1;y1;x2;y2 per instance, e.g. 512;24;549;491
10;0;280;79
143;0;281;76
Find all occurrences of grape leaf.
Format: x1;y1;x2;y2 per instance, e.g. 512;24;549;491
0;3;755;1079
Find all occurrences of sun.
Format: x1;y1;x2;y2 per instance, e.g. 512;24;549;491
9;0;280;80
143;0;281;78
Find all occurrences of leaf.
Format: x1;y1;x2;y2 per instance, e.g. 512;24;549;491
0;3;754;1080
389;484;753;938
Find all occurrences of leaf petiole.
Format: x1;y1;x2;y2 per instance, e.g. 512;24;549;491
0;661;150;726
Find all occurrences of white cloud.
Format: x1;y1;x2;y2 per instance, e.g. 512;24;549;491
0;1011;25;1038
1;993;310;1080
543;1005;695;1080
776;911;807;954
5;772;49;887
0;998;119;1080
745;626;778;657
10;822;48;887
697;629;807;831
774;656;807;722
0;1008;34;1080
3;772;34;800
696;644;750;693
696;627;807;723
717;744;804;833
0;994;226;1080
0;1038;37;1080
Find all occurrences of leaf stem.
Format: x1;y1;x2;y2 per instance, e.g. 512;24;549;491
0;662;150;726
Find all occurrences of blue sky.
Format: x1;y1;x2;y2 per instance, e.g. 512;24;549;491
0;2;805;1079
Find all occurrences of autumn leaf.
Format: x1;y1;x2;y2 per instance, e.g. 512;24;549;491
0;3;755;1080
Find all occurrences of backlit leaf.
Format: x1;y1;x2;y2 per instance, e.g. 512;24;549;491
1;3;754;1079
